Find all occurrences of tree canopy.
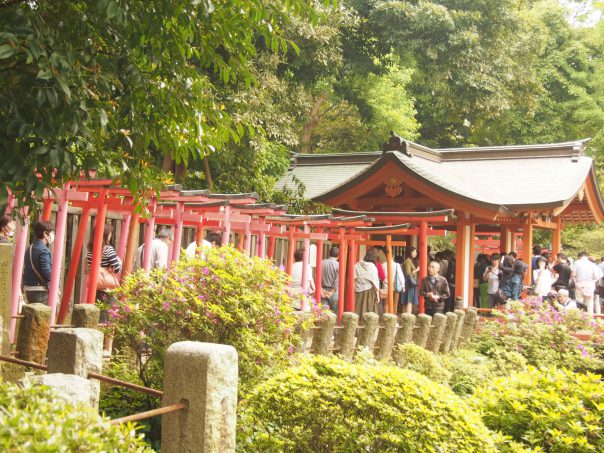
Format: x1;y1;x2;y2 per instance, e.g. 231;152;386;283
2;0;604;208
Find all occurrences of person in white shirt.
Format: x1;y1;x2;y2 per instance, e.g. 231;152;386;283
532;257;554;299
381;255;405;310
573;252;602;314
185;232;222;259
133;228;173;271
291;249;315;295
556;288;578;311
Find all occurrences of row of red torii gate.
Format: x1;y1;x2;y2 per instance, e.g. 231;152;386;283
5;138;604;341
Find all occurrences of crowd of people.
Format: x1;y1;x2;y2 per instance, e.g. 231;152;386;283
474;245;604;314
4;213;604;319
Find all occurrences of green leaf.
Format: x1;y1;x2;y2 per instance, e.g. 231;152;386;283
0;44;14;59
56;77;71;98
36;68;52;80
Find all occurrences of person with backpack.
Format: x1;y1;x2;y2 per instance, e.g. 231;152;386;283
22;221;55;305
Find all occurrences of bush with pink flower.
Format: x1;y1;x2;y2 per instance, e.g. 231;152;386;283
472;297;604;373
107;246;320;392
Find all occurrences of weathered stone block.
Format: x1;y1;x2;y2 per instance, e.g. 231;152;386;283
426;313;447;353
334;312;358;360
311;311;336;355
47;328;103;377
293;311;314;352
22;373;98;408
459;308;478;346
395;313;416;345
451;309;466;350
16;303;52;364
440;312;458;353
357;312;379;351
0;244;12;355
412;314;432;348
162;341;238;453
375;313;398;361
72;304;101;328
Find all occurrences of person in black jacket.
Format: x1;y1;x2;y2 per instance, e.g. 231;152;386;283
22;221;55;305
419;261;451;316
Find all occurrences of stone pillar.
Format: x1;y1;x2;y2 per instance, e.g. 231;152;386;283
334;312;358;360
162;341;238;453
440;312;458;353
451;309;466;350
459;308;478;346
357;312;379;351
16;303;52;364
412;314;431;348
47;328;103;408
375;313;398;361
426;313;447;354
23;374;98;407
72;304;101;328
311;312;336;355
293;311;313;352
395;313;416;345
0;244;12;355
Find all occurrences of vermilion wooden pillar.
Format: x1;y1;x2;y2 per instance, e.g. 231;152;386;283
116;212;131;263
10;212;29;342
86;189;108;304
286;227;295;276
522;218;533;287
222;205;232;246
345;238;357;314
267;235;276;261
301;225;310;294
418;220;428;314
337;229;347;322
314;237;324;306
41;198;53;221
122;211;141;277
142;201;156;271
386;234;394;314
552;217;562;257
499;225;508;254
171;201;184;264
58;206;90;323
47;184;70;322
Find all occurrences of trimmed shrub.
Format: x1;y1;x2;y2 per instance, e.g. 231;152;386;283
439;349;495;395
238;355;497;452
0;382;150;451
394;342;450;384
473;367;604;452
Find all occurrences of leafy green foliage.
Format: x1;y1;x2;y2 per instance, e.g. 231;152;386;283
473;367;604;452
109;246;315;392
0;0;326;212
0;381;151;451
393;342;450;384
238;354;497;452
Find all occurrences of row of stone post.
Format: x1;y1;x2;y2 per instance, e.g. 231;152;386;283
307;308;478;360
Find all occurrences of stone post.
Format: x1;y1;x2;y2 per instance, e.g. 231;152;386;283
451;309;466;350
459;308;478;346
294;311;314;352
356;312;379;351
311;312;336;355
72;304;101;328
0;244;12;355
395;313;416;345
440;312;458;353
412;314;431;348
47;328;103;408
375;313;398;361
334;312;358;360
426;313;447;354
16;303;52;364
162;341;238;453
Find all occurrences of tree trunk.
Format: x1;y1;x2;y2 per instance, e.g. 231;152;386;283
300;94;327;154
203;156;214;191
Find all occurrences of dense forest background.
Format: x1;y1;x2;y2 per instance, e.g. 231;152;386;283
2;0;604;252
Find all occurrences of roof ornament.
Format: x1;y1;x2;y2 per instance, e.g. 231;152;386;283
382;131;412;157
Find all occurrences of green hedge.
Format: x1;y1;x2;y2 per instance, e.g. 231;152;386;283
0;382;151;451
238;355;497;452
473;367;604;452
